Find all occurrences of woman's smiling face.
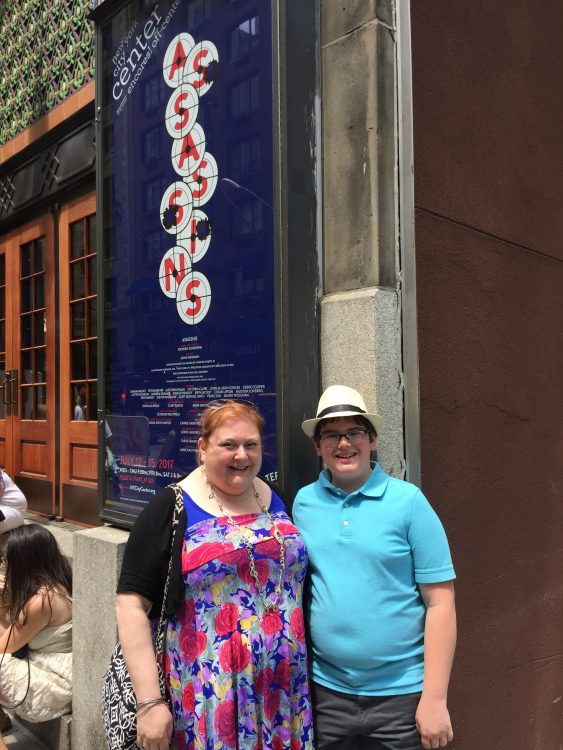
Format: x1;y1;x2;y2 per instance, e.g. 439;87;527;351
198;417;262;496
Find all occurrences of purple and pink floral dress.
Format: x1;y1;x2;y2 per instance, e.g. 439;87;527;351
164;490;313;750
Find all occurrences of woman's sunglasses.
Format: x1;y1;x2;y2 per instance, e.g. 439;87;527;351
205;398;256;410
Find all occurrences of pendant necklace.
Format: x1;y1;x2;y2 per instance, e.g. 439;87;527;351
202;467;286;612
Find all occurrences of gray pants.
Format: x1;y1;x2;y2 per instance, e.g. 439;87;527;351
312;682;424;750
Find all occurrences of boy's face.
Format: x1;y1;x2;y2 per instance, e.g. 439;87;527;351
314;417;377;492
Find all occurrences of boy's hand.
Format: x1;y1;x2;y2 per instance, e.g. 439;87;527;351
415;694;453;748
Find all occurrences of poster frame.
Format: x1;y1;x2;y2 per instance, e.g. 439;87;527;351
94;0;320;528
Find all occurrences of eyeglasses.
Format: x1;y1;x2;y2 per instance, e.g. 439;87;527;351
318;428;370;446
206;398;256;410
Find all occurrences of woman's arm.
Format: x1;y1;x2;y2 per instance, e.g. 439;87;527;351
115;592;173;748
416;581;456;750
0;594;51;653
117;487;178;618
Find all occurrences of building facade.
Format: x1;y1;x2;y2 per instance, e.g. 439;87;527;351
411;2;563;747
0;0;98;524
0;1;561;748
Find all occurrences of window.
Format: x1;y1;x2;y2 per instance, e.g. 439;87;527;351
188;0;211;28
233;197;263;237
20;238;47;419
142;73;168;111
69;215;98;421
230;73;259;117
231;135;261;177
144;230;165;264
143;177;168;213
230;16;259;62
143;126;163;163
234;271;265;297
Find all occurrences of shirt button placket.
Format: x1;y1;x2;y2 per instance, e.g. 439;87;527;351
341;495;352;536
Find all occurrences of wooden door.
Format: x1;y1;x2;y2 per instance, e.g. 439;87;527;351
59;194;99;524
0;216;56;514
0;193;99;524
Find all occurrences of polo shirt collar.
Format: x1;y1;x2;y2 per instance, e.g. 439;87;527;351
319;461;390;499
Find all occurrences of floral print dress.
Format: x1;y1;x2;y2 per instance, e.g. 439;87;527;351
164;491;313;750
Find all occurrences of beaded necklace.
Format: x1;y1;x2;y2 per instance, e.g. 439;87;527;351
202;468;286;612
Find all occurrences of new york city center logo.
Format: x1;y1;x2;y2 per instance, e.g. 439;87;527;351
158;33;219;325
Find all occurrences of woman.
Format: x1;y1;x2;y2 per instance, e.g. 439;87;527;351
0;524;72;748
116;400;313;750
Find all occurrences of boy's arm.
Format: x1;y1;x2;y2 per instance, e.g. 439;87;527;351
416;580;456;749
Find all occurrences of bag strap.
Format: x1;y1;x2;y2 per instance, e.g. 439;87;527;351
0;622;31;709
154;482;184;657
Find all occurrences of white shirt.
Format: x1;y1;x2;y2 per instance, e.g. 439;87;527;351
0;470;27;512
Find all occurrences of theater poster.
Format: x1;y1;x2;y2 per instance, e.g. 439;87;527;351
96;0;278;526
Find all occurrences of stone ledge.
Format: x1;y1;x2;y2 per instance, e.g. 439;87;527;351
14;713;71;750
23;514;81;560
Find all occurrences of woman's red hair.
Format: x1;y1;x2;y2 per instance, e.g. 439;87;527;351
198;401;265;451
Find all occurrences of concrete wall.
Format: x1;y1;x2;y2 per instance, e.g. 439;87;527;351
411;2;563;748
320;0;404;475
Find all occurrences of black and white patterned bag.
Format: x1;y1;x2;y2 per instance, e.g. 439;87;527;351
101;484;184;750
101;643;166;750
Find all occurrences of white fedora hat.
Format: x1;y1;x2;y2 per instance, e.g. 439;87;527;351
301;385;383;437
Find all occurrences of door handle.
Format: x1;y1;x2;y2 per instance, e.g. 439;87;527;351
9;370;18;416
2;372;11;416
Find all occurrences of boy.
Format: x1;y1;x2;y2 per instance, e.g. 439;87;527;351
293;385;456;750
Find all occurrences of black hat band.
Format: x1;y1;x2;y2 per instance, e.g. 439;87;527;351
317;404;366;419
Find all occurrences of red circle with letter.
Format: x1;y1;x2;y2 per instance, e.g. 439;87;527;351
158;246;192;298
171;123;206;177
176;272;211;325
185;152;218;207
163;33;195;88
165;83;199;139
183;41;219;97
160;181;193;235
176;209;212;264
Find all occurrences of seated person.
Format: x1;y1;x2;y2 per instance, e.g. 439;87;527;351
0;524;72;745
0;470;26;534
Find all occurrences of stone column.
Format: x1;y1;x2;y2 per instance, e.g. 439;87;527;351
72;526;129;750
320;288;404;477
320;1;404;475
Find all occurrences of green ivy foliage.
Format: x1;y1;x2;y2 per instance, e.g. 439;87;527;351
0;0;95;146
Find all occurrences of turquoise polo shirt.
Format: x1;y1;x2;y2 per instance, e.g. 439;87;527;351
293;462;455;696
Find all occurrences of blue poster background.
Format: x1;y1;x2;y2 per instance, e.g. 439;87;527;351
100;0;276;518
